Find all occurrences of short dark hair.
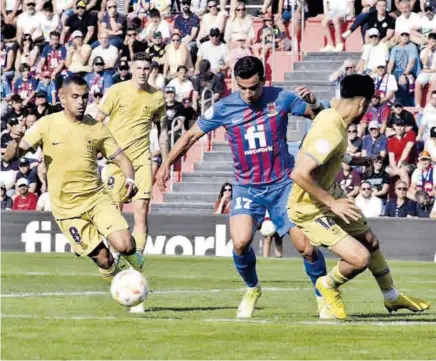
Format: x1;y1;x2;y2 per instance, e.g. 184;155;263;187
149;8;160;18
234;56;264;81
428;32;436;40
177;65;188;72
10;94;22;103
42;1;53;11
132;52;151;63
19;63;30;72
50;30;60;38
199;59;211;73
340;74;375;101
62;74;88;89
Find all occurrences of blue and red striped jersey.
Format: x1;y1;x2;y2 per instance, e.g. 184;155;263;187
197;87;308;186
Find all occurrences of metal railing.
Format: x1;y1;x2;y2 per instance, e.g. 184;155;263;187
200;86;215;158
261;27;276;82
291;3;306;67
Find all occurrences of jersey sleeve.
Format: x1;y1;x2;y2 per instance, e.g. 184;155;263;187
23;117;47;150
98;124;122;160
196;100;225;133
283;91;308;116
301;126;343;166
98;86;116;115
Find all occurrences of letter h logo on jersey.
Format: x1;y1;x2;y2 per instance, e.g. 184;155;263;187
244;125;266;150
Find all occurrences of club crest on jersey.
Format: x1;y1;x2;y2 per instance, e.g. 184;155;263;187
87;140;96;152
107;176;115;189
266;102;278;117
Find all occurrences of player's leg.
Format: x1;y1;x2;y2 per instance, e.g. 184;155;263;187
273;234;283;258
355;230;431;313
263;234;272;257
107;229;144;271
88;241;121;282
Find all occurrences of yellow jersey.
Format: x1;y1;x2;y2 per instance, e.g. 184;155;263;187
98;80;166;165
23;112;121;220
288;108;348;222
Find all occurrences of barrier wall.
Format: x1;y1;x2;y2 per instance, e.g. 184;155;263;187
1;212;435;261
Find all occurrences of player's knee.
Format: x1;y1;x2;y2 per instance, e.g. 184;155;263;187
233;238;251;255
112;233;135;254
354;251;370;271
365;232;380;252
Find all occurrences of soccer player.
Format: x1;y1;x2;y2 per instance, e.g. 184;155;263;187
156;56;328;318
289;74;431;320
4;75;144;282
96;52;168;313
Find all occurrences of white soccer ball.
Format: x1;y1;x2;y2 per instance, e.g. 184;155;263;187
110;269;149;307
260;219;276;237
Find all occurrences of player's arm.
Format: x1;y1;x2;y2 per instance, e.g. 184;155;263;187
294;87;324;120
4;126;33;162
152;101;170;162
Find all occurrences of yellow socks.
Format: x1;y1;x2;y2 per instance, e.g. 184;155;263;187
99;262;121;282
368;249;395;292
325;264;349;289
132;231;147;255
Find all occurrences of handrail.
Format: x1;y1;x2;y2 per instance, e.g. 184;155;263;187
169;116;184;192
261;26;276;82
200;86;215;157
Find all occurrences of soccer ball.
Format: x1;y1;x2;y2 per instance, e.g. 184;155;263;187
110;269;149;307
260;219;276;237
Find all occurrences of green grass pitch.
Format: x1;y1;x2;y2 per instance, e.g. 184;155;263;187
1;253;435;360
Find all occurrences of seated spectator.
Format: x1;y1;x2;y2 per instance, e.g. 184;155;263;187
85;91;103;117
195;28;228;84
329;60;356;98
425;126;436;161
164;85;186;145
3;95;27;126
38;31;67;80
417;91;436;143
12;178;38;211
174;0;201;53
415;34;436;109
145;31;166;71
65;30;92;73
15;158;38;194
0;156;19;196
362;120;388;160
383;180;416;217
336;162;362;198
360;92;391;136
347;124;362;156
386;118;416;184
364;0;395;43
358;28;390;75
1;0;21;26
40;2;61;44
386;100;418;136
214;182;232;214
99;0;127;49
363;155;390;203
14;64;38;107
0;36;15;82
85;56;113;102
0;181;13;210
15;33;40;72
90;32;119;72
61;0;98;45
121;27;147;62
36;72;58;105
371;62;398;104
410;5;436;46
33;90;55;119
387;30;420;106
167;65;194;102
408;151;434;199
320;0;353;52
16;0;43;42
341;0;377;42
224;2;255;48
414;190;434;218
192;59;222;113
37;188;51;211
355;180;384;217
112;60;132;84
252;14;287;59
197;0;227;45
191;0;208;16
163;34;194;78
394;0;421;41
148;61;166;90
141;9;171;45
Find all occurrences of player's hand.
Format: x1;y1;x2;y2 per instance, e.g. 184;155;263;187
10;124;26;140
295;86;317;105
330;198;362;224
156;165;170;192
125;178;138;199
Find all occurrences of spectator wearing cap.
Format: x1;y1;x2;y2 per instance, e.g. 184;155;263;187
363;155;391;203
415;34;436;109
355;180;384;218
40;2;61;44
164;85;186;144
16;0;43;43
360;92;391;136
38;31;67;81
192;59;222;113
371;62;398;104
386;118;416;184
386;100;418;136
142;9;171;45
196;0;226;45
121;27;147;62
12;178;38;211
145;32;166;70
163;33;194;79
15;34;40;73
417;91;436;143
174;0;201;55
383;181;417;217
224;1;255;48
408;151;435;200
90;32;119;71
410;5;436;46
33;90;55;118
362;120;388;160
85;90;104;117
148;61;166;90
329;59;356;99
394;1;421;41
0;181;13;211
167;65;194;102
357;28;390;74
15;158;38;194
85;56;113;102
13;64;38;106
35;71;58;105
364;0;395;43
113;60;132;84
61;0;98;45
413;190;434;218
336;162;362;198
346;124;362;157
195;28;228;82
65;30;92;73
99;0;127;49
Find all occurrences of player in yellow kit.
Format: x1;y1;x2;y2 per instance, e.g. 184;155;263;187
96;52;168;312
4;75;144;283
288;74;430;320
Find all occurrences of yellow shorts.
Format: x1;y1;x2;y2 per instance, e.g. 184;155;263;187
295;212;370;249
56;195;129;257
102;162;153;203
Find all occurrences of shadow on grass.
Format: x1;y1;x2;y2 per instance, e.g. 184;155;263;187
148;306;259;312
350;312;436;322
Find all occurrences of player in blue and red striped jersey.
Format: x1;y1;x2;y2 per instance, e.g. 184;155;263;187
156;56;327;318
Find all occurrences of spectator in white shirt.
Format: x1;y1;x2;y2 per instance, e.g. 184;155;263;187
415;34;436;109
320;0;353;52
425;126;436;162
410;5;436;46
16;0;43;43
141;8;171;45
372;62;398;103
394;0;421;43
39;2;61;43
355;181;384;217
36;190;51;211
197;0;227;45
357;28;390;74
167;65;194;102
90;32;119;71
